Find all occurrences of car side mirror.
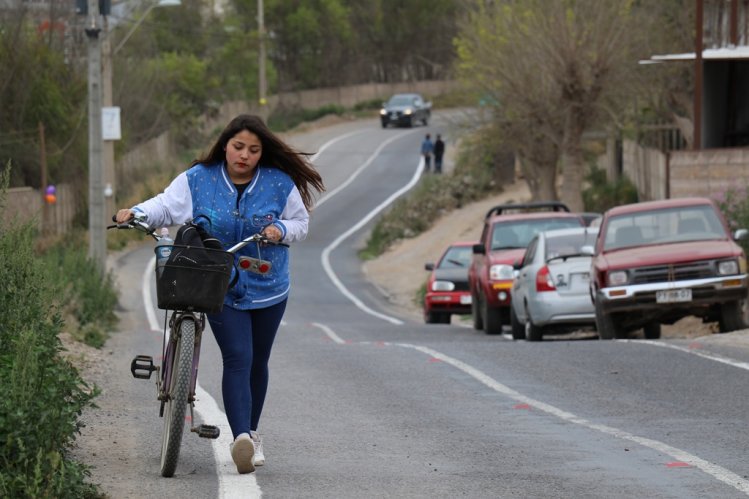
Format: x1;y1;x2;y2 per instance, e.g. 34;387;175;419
473;243;486;255
734;229;748;241
425;263;435;271
581;245;595;256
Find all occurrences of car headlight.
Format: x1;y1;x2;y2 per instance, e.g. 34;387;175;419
380;109;387;115
404;108;412;115
489;264;514;280
718;259;739;275
607;270;628;286
432;280;455;292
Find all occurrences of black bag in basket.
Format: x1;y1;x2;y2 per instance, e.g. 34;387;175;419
155;222;236;313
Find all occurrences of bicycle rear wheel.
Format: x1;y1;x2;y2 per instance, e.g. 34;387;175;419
160;316;195;477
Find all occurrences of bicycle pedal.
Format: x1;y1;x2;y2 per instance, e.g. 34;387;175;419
130;355;157;380
192;424;221;439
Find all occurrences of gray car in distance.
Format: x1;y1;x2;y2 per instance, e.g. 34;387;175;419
510;227;599;341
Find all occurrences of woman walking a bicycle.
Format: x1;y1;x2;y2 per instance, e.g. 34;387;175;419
116;114;324;474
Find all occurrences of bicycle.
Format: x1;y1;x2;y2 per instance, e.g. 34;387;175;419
108;214;287;477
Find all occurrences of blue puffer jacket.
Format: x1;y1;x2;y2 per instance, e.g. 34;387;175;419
132;162;309;309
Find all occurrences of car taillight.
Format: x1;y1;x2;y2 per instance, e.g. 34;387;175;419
536;266;556;292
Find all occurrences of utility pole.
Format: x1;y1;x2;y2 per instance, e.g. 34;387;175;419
258;0;267;121
86;0;106;272
102;15;116;221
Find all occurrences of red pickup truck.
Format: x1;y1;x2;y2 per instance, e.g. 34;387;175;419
469;202;586;334
589;197;749;339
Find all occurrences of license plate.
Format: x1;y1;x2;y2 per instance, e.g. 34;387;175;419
460;295;472;305
656;288;692;303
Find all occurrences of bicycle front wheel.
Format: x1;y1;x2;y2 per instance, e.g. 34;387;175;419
159;316;195;477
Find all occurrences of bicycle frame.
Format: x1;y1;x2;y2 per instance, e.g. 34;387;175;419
158;312;204;416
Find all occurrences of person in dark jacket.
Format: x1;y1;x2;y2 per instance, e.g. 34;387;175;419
116;114;324;474
433;134;445;173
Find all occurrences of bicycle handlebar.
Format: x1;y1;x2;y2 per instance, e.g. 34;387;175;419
107;214;290;250
107;213;159;240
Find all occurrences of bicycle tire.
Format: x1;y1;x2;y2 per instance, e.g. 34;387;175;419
159;316;195;477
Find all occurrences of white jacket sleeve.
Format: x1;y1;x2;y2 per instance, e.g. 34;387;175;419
277;185;309;242
132;172;193;228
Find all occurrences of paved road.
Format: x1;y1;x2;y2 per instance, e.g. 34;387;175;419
82;113;749;498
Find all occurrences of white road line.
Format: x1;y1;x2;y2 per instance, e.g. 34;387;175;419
310;323;749;495
623;339;749;371
311;322;346;344
318;129;425;324
314;128;420;209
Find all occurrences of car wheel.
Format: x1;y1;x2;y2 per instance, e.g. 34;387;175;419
407;116;413;128
595;298;624;340
510;305;525;340
422;117;428;126
424;310;440;324
524;306;543;341
381;120;388;128
719;300;746;332
483;299;503;335
642;322;661;339
472;292;484;330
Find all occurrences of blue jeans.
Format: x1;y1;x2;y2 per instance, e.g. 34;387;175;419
208;299;286;439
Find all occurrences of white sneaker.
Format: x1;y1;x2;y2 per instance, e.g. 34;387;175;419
230;433;255;474
250;431;265;466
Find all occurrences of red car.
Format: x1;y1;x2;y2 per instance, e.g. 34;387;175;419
423;242;475;324
468;202;587;334
590;197;749;339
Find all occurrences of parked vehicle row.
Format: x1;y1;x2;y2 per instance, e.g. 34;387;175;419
422;197;749;341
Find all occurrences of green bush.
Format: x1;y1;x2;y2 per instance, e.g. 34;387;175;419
0;185;99;497
582;165;639;213
714;186;749;254
268;104;346;131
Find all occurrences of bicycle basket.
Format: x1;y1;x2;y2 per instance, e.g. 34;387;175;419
155;245;234;313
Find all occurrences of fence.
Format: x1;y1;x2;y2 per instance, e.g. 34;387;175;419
4;184;76;234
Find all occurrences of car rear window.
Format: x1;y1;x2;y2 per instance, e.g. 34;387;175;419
603;205;727;251
545;232;598;260
491;218;582;250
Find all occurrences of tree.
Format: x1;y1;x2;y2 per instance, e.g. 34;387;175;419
0;11;87;189
455;0;645;209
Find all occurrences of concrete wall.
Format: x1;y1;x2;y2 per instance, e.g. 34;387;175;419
669;148;749;198
622;139;669;201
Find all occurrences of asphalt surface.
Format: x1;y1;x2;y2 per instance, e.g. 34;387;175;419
79;113;749;498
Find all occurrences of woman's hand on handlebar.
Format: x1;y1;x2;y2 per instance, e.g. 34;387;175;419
115;209;135;224
261;225;282;242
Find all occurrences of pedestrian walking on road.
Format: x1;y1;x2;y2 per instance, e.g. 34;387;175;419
433;134;445;174
421;133;434;172
115;114;325;474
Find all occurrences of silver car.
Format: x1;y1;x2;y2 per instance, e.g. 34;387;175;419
510;227;599;341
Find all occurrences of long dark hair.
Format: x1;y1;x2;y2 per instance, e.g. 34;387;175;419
192;114;325;211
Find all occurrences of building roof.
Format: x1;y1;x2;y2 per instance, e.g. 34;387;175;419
642;45;749;64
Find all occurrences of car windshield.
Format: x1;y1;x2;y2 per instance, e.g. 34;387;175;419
490;218;582;250
388;95;414;106
438;246;472;268
603;205;727;251
545;231;598;260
